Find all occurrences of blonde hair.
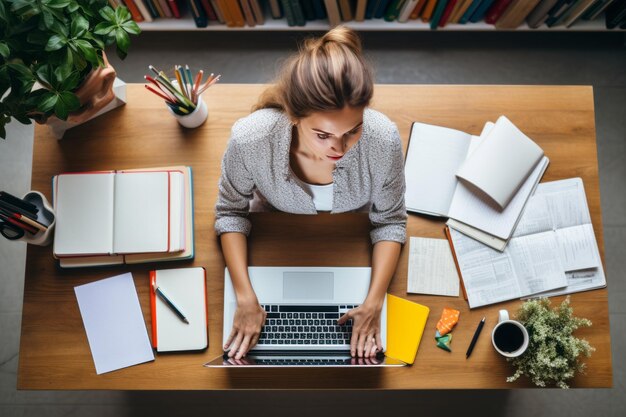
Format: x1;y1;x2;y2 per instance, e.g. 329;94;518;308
254;26;374;119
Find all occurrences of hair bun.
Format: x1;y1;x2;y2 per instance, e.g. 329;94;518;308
304;26;363;55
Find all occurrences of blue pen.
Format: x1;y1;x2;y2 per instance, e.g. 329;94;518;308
153;283;189;324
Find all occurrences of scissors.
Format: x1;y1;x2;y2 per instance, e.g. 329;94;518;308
0;220;25;240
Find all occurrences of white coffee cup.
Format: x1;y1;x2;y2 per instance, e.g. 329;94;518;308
491;309;529;358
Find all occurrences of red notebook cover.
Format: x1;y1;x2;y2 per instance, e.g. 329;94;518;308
439;0;459;26
167;0;181;18
485;0;514;24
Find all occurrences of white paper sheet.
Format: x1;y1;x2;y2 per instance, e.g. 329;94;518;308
74;273;154;374
407;237;460;297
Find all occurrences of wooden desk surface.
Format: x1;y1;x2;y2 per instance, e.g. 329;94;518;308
18;84;612;389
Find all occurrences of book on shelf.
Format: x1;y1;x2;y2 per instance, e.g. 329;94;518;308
228;0;246;26
125;0;146;22
469;0;495;22
582;0;616;20
325;0;343;25
168;0;182;18
606;0;626;28
301;0;317;20
409;0;429;19
339;0;355;21
430;0;449;27
158;0;173;17
495;0;542;28
438;0;459;26
239;0;256;26
291;0;307;25
134;0;153;22
484;0;514;24
150;267;209;352
421;0;439;21
545;0;578;27
459;0;484;23
199;0;218;20
446;178;606;308
188;0;209;26
561;0;601;27
268;0;284;18
375;0;393;18
312;0;328;18
404;116;548;250
450;0;475;23
249;0;266;24
355;0;369;21
384;0;407;21
526;0;560;27
54;166;194;268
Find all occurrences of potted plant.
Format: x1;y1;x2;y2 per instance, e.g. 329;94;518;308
0;0;141;139
506;297;595;389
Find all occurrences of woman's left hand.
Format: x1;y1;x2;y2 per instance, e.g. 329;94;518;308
337;301;383;358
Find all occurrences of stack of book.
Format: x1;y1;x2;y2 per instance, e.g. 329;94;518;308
114;0;626;29
52;166;194;268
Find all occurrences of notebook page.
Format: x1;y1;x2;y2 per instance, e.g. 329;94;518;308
74;273;154;374
407;237;459;297
448;156;549;239
450;228;567;308
456;116;544;209
404;122;472;217
154;268;207;352
54;172;115;256
113;171;170;254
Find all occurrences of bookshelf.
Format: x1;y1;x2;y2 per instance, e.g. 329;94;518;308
137;9;624;32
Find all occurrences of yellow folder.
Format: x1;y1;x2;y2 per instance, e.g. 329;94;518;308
386;294;430;365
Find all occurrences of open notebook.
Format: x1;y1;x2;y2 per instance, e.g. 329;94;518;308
150;267;208;352
53;166;194;267
404;116;548;250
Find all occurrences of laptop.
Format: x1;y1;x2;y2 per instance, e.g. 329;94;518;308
204;266;407;368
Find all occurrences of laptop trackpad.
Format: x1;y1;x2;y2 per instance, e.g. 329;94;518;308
283;272;334;300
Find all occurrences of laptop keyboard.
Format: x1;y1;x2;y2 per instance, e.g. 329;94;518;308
258;305;356;346
253;358;349;366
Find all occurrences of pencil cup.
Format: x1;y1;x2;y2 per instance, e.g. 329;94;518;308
169;97;208;129
17;191;55;246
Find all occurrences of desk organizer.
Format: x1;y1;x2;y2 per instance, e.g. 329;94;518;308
18;191;55;246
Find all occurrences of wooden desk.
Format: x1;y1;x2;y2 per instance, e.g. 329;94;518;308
18;84;612;389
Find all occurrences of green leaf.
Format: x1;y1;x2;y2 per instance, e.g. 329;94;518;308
38;91;58;113
74;40;97;65
99;6;115;22
0;42;9;59
93;22;114;36
46;0;72;9
55;91;80;120
36;64;55;89
70;15;89;38
54;65;72;83
114;6;131;23
45;34;66;51
115;28;129;59
6;63;32;79
41;9;55;29
122;20;141;35
59;71;80;91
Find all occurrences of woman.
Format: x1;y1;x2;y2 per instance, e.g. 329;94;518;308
215;26;406;360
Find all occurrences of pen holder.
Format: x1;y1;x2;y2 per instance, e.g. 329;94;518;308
168;79;208;129
18;191;55;246
169;98;208;129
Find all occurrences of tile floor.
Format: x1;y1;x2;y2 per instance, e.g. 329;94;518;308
1;30;625;417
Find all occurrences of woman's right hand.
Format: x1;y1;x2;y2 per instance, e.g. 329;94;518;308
223;298;267;359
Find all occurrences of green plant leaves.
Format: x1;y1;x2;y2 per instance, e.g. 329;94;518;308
1;2;140;137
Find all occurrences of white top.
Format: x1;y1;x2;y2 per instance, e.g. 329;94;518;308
290;170;334;211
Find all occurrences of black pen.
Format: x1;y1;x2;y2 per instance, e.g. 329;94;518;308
466;317;485;359
153;283;189;324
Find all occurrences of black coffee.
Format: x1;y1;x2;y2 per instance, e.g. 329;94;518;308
494;323;525;353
